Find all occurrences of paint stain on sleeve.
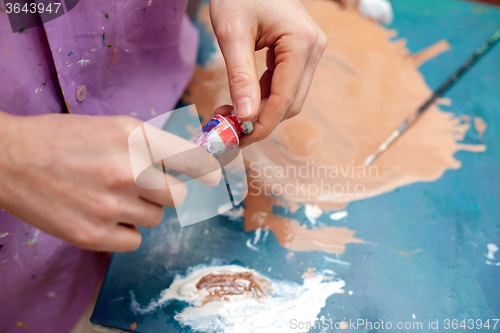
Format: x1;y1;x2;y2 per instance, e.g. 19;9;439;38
16;321;28;328
111;49;117;64
130;322;137;330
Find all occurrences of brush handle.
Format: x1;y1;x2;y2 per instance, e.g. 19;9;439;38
368;27;500;163
411;27;500;123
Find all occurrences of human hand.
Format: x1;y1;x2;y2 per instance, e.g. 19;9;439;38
209;0;327;147
0;112;220;252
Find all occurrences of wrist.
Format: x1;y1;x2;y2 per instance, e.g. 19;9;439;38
0;111;21;206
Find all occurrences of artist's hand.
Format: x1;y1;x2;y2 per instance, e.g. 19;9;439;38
210;0;327;146
0;112;220;252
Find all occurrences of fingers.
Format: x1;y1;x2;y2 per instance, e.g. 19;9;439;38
73;219;143;253
137;173;187;208
240;28;327;147
213;104;234;117
162;147;221;187
111;224;142;252
282;28;327;121
215;23;261;121
241;35;310;144
139;123;221;186
118;196;165;228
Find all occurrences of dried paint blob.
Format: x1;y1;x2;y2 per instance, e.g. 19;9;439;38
130;265;343;333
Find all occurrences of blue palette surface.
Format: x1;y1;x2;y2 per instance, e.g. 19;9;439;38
91;1;500;332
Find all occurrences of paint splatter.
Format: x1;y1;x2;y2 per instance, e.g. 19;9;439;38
391;248;423;257
245;239;259;252
130;322;137;330
411;39;451;67
102;33;112;47
474;117;487;140
77;59;91;66
486;243;498;260
16;321;28;328
300;267;333;280
110;49;117;63
304;204;323;225
130;265;344;333
330;211;348;220
21;229;39;247
217;202;244;220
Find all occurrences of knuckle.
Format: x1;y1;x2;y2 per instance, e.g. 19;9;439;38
97;196;122;221
74;224;106;250
116;115;143;135
286;109;301;120
228;66;254;89
213;21;241;44
316;30;328;52
105;164;133;188
298;26;319;50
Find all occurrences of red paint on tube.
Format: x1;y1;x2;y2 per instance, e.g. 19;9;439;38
189;110;253;156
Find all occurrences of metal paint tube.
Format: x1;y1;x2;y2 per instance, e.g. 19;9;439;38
154;110;253;177
189;110;253;156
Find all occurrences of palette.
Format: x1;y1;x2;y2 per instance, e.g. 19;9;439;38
91;0;500;332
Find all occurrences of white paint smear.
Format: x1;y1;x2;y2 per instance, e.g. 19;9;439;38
130;265;344;333
486;243;498;260
77;59;91;66
305;204;323;225
329;211;348;221
217;203;244;221
246;239;260;252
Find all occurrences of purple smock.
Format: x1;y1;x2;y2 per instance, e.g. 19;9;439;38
0;0;199;331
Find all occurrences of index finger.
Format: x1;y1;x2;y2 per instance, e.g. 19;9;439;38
129;123;221;187
240;38;310;146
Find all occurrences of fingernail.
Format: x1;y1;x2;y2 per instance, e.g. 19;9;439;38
235;97;253;118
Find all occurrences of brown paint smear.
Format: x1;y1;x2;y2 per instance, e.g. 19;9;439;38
183;1;486;254
196;271;271;303
411;40;451;67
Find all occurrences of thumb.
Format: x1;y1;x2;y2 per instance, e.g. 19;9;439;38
219;35;261;121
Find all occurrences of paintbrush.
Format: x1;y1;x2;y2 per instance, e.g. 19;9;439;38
364;27;500;167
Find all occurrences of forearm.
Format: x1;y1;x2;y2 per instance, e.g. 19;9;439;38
0;111;19;207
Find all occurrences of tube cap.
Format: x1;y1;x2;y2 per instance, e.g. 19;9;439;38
231;109;254;135
241;120;253;135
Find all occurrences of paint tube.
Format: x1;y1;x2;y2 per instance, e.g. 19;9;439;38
189;110;253;156
153;110;252;178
